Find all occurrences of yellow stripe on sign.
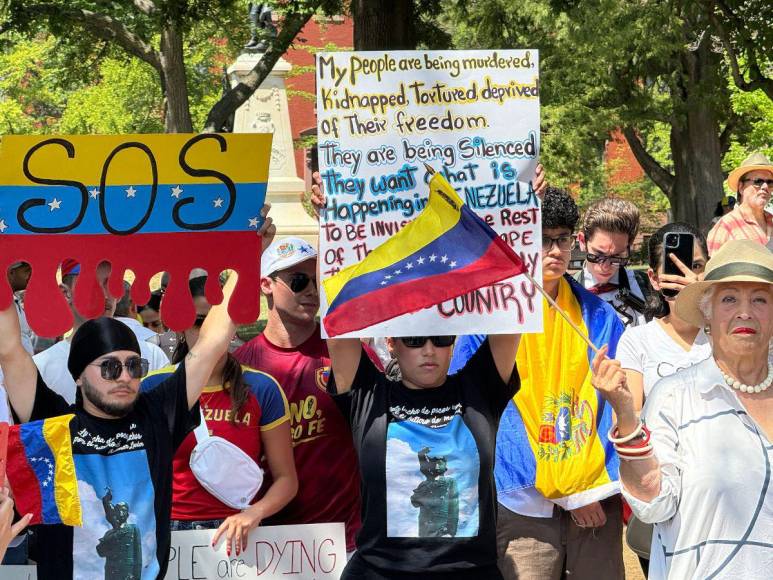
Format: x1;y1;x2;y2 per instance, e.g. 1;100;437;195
0;134;273;186
42;414;82;527
323;172;463;303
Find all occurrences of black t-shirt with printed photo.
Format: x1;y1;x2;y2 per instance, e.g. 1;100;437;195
19;363;197;580
329;339;518;577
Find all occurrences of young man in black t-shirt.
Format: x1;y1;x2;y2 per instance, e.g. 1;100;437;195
0;271;243;580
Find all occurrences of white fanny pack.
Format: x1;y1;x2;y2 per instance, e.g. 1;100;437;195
189;407;264;510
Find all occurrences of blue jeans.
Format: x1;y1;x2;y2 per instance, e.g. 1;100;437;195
170;518;225;531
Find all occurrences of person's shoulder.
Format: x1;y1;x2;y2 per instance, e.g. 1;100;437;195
620;319;654;343
565;275;617;317
140;364;178;392
33;340;70;363
241;366;282;391
647;357;711;401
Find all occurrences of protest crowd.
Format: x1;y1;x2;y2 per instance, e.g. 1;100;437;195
0;40;770;579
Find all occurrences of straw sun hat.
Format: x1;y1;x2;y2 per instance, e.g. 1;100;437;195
727;152;773;193
674;240;773;327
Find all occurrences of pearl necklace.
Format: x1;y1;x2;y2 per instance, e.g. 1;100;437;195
720;363;773;394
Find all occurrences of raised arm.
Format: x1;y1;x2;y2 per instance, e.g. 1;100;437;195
326;338;364;394
183;273;237;409
488;334;521;383
0;301;39;423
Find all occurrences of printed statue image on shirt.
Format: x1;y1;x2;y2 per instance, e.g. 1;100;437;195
97;487;142;579
411;447;459;537
73;449;159;579
386;413;479;538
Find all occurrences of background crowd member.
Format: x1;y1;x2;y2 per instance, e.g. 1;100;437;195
2;270;244;579
142;274;297;556
707;152;773;255
233;237;363;554
575;198;649;327
710;195;736;227
452;187;625;580
7;262;35;354
592;240;773;579
617;223;711;408
115;281;171;362
328;328;519;579
139;291;166;334
34;261;168;403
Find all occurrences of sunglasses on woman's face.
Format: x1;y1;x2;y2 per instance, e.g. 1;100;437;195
274;271;316;293
88;356;149;381
399;336;456;348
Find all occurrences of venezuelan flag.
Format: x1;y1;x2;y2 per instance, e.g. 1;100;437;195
322;172;525;337
495;276;624;508
7;414;82;526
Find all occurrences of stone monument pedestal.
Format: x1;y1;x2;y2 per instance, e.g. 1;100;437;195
228;52;318;242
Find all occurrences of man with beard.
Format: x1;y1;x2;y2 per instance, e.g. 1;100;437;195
1;266;256;579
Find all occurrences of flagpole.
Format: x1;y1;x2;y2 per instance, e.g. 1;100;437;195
423;162;600;353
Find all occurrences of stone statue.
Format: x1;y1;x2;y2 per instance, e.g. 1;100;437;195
410;446;460;537
96;487;142;580
245;2;277;51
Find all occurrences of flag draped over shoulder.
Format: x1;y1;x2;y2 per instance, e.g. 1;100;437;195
322;172;526;336
7;414;82;526
495;277;624;508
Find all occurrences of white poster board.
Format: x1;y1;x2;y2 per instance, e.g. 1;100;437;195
0;566;37;580
316;50;542;338
164;523;346;579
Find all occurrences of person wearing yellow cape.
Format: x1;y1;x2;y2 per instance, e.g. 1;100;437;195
451;187;626;580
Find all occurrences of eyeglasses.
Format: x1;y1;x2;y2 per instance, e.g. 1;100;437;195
88;356;149;381
542;234;575;253
586;252;630;267
742;178;773;189
399;336;456;348
274;271;316;293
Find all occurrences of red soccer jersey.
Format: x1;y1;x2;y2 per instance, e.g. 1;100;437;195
233;329;361;551
142;365;289;521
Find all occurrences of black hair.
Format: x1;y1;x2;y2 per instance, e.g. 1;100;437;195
644;222;708;320
542;186;579;232
172;275;247;424
713;201;724;218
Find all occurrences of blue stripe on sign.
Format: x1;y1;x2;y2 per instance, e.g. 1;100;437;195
19;422;61;525
328;206;497;313
0;182;266;234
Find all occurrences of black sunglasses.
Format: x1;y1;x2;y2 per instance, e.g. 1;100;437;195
88;356;149;381
274;271;316;293
400;336;456;348
742;178;773;188
586;252;630;267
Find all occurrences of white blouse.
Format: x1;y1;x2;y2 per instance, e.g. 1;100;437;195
622;357;773;579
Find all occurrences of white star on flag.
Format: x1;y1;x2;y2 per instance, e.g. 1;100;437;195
0;219;7;233
125;186;137;198
405;262;413;269
89;188;100;199
429;254;437;262
248;216;260;228
171;185;183;198
213;197;224;208
440;255;449;263
394;269;402;275
48;198;62;211
384;275;392;280
416;256;425;265
449;261;457;267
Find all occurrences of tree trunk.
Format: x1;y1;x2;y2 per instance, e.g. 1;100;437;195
160;23;193;133
667;34;726;229
351;0;416;50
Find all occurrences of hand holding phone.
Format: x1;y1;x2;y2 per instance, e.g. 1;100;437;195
661;233;695;298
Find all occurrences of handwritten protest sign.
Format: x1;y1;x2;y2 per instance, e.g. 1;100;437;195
316;50;542;337
165;523;346;579
0;134;271;337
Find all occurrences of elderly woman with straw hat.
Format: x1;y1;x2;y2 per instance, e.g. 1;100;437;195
591;239;773;579
708;152;773;255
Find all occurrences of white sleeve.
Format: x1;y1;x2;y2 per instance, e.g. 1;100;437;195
142;342;172;369
620;378;682;524
616;327;644;373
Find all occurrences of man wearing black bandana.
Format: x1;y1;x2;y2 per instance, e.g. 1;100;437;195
0;270;246;580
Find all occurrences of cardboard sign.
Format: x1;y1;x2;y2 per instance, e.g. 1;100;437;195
0;134;272;337
165;523;346;579
0;566;37;580
316;50;542;337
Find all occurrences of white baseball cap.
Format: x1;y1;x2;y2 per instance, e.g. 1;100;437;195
261;237;317;278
